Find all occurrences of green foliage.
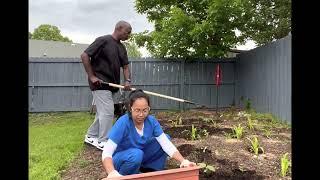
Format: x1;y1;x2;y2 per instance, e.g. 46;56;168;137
134;0;291;58
29;112;93;180
224;131;233;139
31;24;72;42
199;116;215;124
249;111;290;128
240;97;252;110
197;162;216;174
232;124;244;139
202;129;209;137
123;39;142;58
247;115;254;130
247;136;264;155
183;124;209;140
262;128;272;138
169;115;183;127
280;153;291;177
241;0;292;46
191;124;199;140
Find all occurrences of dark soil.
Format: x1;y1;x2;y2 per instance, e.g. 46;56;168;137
61;109;291;180
163;125;233;140
174;144;265;180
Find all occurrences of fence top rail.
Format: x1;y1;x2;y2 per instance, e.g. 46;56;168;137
29;57;237;63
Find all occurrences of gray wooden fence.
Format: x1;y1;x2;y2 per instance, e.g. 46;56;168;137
29;58;236;112
29;35;291;123
235;35;291;123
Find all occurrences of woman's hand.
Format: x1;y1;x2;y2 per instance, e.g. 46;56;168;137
106;170;123;178
180;159;196;168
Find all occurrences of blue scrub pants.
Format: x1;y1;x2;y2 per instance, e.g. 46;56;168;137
112;135;170;175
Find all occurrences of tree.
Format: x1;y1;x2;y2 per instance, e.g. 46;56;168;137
123;41;142;58
134;0;291;58
239;0;291;45
31;24;72;42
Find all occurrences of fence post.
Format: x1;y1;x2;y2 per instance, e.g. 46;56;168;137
179;59;185;111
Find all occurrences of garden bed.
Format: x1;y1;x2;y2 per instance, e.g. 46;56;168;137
61;108;291;180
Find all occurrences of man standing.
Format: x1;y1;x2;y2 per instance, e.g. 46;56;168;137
81;20;132;150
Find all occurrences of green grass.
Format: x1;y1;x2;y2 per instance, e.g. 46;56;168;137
29;112;94;180
248;111;291;129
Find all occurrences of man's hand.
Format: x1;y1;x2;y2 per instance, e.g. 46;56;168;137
123;81;131;91
180;159;196;168
89;75;103;86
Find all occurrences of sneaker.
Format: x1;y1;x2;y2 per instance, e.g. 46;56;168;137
96;141;107;150
84;135;98;147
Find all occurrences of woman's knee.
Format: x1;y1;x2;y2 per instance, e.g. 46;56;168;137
127;148;144;165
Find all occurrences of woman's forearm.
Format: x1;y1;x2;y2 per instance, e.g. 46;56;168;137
171;150;185;163
102;157;116;174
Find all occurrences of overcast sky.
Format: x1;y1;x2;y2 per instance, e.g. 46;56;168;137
29;0;255;53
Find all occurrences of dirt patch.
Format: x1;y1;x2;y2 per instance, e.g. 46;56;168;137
163;125;233;140
60;109;291;180
60;144;107;180
167;144;265;180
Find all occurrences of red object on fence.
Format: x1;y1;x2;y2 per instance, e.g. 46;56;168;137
215;64;222;86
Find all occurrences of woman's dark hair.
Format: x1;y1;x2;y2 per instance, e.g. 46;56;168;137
128;89;150;107
125;89;150;117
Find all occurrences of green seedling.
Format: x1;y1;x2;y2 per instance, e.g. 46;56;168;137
262;128;272;138
247;136;264;155
224;131;233;139
200;116;215;124
197;162;216;174
280;153;291;177
191;124;200;140
247;115;254;130
202;129;209;137
168;115;183;127
232;124;244;139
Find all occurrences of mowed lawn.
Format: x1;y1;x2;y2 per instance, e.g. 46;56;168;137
29;112;94;180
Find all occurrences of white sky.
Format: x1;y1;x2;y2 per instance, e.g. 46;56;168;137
29;0;256;56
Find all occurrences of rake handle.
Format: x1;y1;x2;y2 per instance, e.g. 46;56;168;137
107;82;189;103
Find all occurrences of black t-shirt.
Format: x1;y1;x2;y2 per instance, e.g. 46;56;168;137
84;35;129;92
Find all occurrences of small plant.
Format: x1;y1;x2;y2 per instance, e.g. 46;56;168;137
262;128;272;138
232;124;244;139
224;132;233;139
200;116;215;124
247;136;264;155
168;120;177;127
247;115;254;130
234;111;250;121
280;153;291;177
202;129;209;137
176;115;183;125
245;98;252;110
197;162;216;174
191;124;200;140
240;96;252;110
169;115;183;127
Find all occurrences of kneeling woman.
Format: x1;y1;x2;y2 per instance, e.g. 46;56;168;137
102;89;196;178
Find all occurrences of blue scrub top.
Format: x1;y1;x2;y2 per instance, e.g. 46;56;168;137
107;113;164;154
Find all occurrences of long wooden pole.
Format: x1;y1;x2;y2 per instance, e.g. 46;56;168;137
101;82;205;107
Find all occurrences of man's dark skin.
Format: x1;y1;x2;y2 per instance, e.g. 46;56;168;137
81;21;132;90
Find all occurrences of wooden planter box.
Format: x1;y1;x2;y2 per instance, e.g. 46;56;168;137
106;166;200;180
